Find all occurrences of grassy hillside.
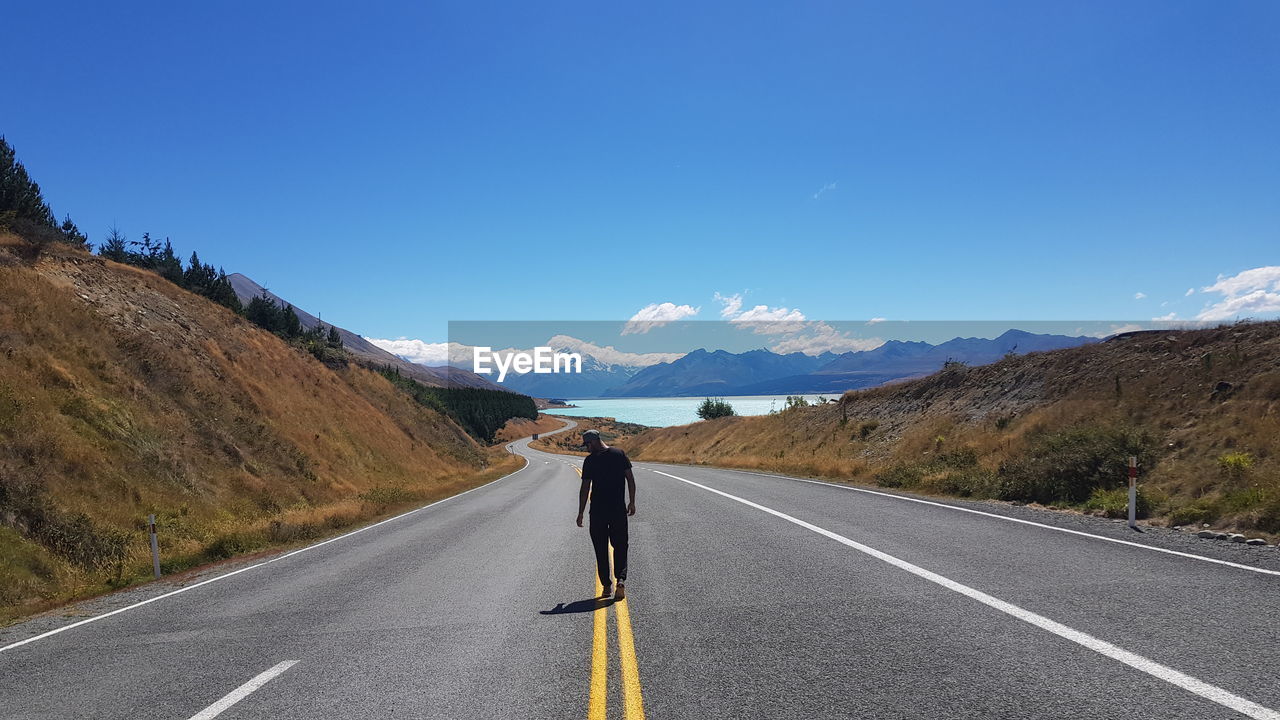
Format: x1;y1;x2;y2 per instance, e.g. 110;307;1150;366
495;414;573;443
530;416;652;456
0;235;521;621
622;322;1280;537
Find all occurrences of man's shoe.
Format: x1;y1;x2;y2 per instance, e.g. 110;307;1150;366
600;585;612;598
614;582;625;600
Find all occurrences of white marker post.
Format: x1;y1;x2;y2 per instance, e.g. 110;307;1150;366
148;514;161;579
1127;456;1138;530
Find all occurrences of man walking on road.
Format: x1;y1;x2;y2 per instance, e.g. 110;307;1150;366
575;429;637;600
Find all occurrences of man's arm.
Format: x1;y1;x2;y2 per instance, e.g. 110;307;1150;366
576;478;590;527
625;468;637;516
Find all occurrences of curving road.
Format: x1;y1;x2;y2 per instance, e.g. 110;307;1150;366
3;417;1279;720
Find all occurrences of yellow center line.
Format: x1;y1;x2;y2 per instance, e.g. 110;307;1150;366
614;579;646;718
589;570;608;720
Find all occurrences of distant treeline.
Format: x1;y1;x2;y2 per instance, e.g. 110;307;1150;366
379;368;538;442
100;229;242;312
0;136;89;248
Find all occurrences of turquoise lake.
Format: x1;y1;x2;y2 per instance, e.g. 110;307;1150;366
543;394;837;428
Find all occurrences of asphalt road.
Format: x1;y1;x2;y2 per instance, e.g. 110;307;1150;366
3;418;1278;720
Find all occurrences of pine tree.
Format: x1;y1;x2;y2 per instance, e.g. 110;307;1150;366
99;225;129;262
209;269;242;313
0;136;57;228
245;293;281;332
157;238;183;284
280;302;303;338
183;251;215;293
59;214;89;248
327;325;343;348
131;232;163;267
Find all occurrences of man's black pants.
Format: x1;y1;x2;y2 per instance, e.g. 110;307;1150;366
589;511;628;587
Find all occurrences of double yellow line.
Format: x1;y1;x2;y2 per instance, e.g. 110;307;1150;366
577;467;645;720
590;547;645;720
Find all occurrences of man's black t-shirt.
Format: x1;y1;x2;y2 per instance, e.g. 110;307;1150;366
582;446;632;515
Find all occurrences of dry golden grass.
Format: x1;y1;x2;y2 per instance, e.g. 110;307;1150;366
529;416;651;456
0;236;516;621
493;413;572;443
620;323;1280;538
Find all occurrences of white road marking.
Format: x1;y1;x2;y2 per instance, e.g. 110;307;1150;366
644;464;1280;578
0;456;534;654
652;469;1280;720
187;660;297;719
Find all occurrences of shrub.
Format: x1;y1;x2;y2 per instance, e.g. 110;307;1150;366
696;397;736;420
203;531;267;560
1250;497;1280;533
1165;499;1219;527
1217;452;1254;481
1082;487;1153;519
924;468;999;498
995;425;1155;505
783;395;810;411
874;464;924;489
874;448;982;492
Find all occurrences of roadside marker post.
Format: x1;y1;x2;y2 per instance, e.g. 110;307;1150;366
149;514;161;579
1128;456;1138;530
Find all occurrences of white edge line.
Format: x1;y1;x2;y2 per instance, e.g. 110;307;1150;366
0;453;534;654
639;463;1280;578
651;469;1280;720
187;659;298;720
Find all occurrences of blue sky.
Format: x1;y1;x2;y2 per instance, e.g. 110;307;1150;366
4;1;1278;350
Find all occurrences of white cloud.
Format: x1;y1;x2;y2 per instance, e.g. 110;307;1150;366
1185;288;1195;297
866;317;886;325
715;292;807;335
1134;292;1147;300
546;335;683;367
1201;266;1280;297
714;292;743;319
1196;266;1280;321
731;304;807;335
768;322;883;356
621;302;699;335
1153;312;1178;321
365;338;473;366
1196;289;1280;321
812;181;837;200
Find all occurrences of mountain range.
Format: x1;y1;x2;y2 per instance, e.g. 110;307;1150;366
608;348;838;397
724;329;1095;396
500;329;1096;398
228;274;502;391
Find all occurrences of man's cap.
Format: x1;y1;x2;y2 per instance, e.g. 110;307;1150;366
581;429;601;441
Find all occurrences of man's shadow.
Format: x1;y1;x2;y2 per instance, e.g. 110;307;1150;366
540;596;615;615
